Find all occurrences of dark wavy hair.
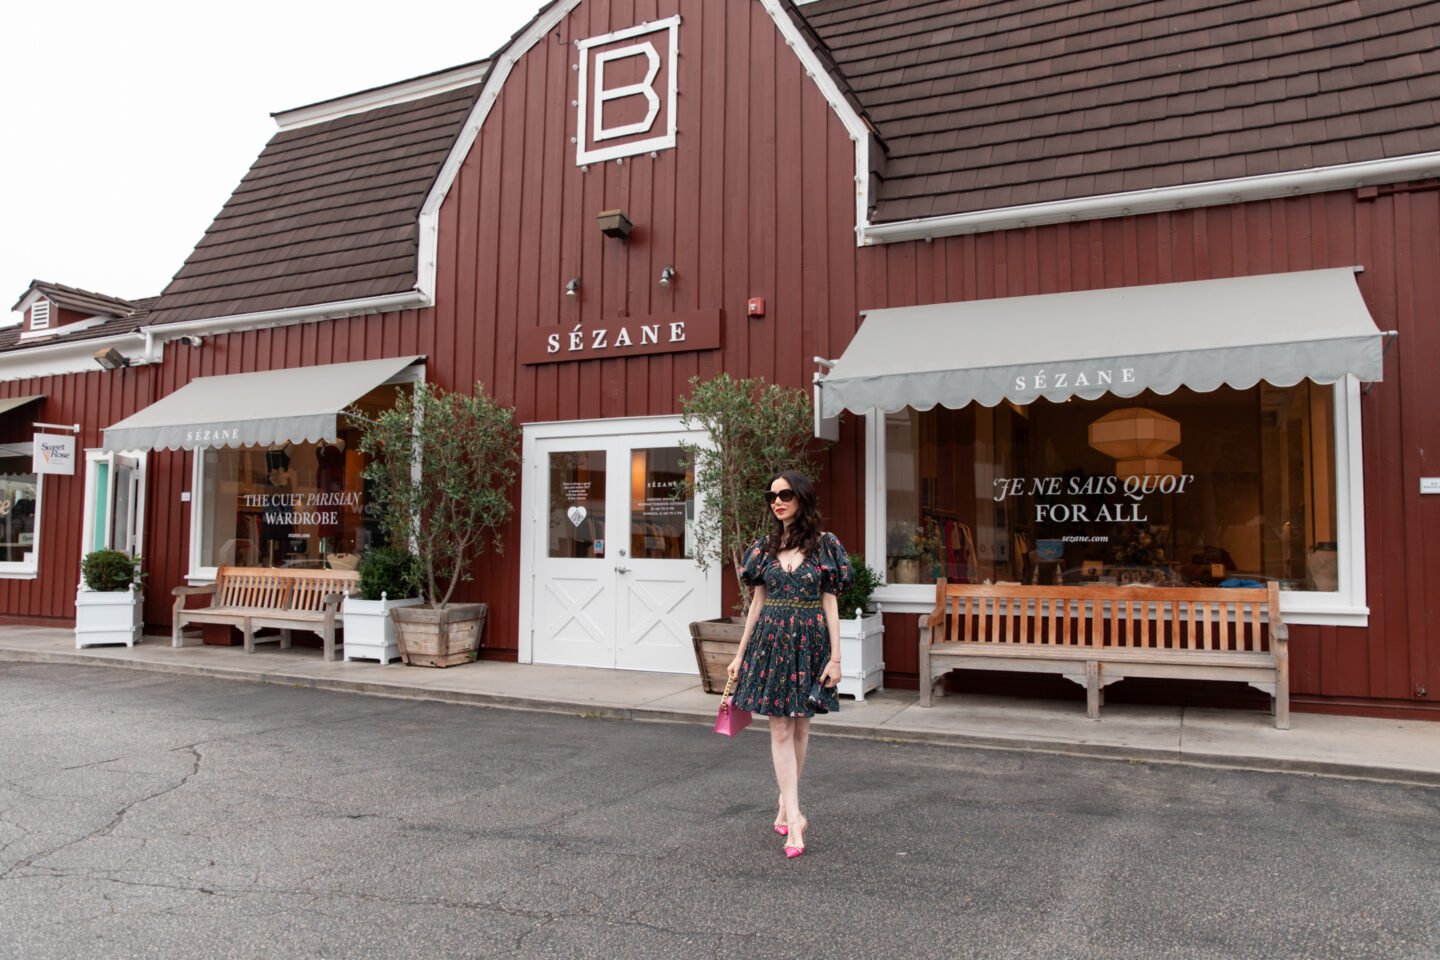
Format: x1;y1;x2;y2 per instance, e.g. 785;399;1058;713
764;470;822;558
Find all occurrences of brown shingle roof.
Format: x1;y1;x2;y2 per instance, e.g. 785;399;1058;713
0;297;154;354
800;0;1440;222
11;280;144;316
145;82;483;326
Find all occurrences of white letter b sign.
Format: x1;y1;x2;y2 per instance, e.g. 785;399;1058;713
576;16;679;165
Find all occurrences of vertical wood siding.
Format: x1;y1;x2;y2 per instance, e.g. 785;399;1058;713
3;2;1433;710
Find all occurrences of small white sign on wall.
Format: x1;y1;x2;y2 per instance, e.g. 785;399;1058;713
33;433;76;475
1421;477;1440;494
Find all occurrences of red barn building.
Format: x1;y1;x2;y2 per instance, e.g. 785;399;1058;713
3;0;1437;718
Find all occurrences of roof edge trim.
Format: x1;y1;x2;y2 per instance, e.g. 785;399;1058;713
143;290;430;342
862;151;1440;245
274;60;491;131
0;332;149;384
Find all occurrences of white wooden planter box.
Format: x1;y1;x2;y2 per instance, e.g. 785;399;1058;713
74;586;143;649
836;607;884;701
342;594;424;664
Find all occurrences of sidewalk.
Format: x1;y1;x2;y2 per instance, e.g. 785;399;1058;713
2;626;1435;786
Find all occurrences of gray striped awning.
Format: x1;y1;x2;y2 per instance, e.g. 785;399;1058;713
101;356;421;452
818;269;1386;418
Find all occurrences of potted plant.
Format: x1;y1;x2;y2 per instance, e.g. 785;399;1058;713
887;519;921;583
677;373;819;692
341;546;424;665
347;381;521;667
834;553;885;701
75;549;144;649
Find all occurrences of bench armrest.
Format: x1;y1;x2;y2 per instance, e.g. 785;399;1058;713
321;591;347;610
173;584;218;596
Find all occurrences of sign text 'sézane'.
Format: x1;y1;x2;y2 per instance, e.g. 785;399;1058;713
184;426;239;445
521;310;721;365
547;320;689;355
1014;367;1136;393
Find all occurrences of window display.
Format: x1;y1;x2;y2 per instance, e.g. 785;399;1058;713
0;453;39;567
198;385;400;569
885;383;1337;591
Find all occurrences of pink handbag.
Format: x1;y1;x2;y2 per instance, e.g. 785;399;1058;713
713;677;752;737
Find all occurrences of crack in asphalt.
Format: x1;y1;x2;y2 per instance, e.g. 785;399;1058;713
0;745;203;881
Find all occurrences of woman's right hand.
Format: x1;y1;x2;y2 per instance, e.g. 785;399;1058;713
726;655;742;680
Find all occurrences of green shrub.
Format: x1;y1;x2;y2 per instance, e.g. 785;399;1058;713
356;546;421;602
836;553;881;619
81;550;143;592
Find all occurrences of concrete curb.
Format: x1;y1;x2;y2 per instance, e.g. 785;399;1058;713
3;647;1437;788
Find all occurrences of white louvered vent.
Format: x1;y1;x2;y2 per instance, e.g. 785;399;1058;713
30;299;51;330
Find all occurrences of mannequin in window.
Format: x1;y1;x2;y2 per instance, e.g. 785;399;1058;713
262;448;297;566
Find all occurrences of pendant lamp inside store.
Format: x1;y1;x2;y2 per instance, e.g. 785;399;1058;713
1088;407;1182;477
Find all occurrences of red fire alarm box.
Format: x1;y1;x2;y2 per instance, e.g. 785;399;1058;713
747;297;765;318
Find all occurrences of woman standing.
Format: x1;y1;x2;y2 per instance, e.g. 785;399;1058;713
726;470;853;858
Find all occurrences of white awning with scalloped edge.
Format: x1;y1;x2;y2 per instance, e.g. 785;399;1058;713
818;269;1386;418
101;356;421;452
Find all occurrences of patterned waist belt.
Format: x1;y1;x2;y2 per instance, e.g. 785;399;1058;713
764;598;823;609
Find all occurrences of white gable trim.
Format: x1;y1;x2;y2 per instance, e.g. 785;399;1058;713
415;0;876;300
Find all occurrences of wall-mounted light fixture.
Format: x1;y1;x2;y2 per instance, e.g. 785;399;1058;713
176;334;204;348
93;346;129;370
596;209;632;241
565;277;580;298
658;264;675;287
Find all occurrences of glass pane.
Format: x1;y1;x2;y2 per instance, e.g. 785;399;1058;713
549;450;607;558
630;447;692;559
111;464;133;554
886;384;1339;591
0;457;38;563
200;439;370;569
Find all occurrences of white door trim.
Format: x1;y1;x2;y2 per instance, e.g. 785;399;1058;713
518;414;713;667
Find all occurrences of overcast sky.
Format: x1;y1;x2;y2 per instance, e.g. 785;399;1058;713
2;0;538;319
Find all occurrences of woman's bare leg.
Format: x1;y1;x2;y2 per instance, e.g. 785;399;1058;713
770;718;800;833
793;716;811;781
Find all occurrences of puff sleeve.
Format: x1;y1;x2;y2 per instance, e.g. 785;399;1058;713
738;537;769;587
818;533;854;597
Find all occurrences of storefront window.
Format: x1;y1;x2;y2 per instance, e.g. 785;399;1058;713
0;449;40;570
197;385;401;569
884;383;1338;592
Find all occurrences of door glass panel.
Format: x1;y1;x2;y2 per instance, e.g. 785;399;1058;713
93;461;110;552
629;446;692;560
111;463;134;554
549;450;606;558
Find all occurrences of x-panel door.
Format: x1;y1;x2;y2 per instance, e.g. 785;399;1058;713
533;432;716;673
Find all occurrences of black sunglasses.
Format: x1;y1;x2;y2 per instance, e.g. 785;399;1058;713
763;489;797;504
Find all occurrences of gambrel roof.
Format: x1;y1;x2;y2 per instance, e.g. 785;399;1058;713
136;0;1440;327
144;81;485;326
802;0;1440;222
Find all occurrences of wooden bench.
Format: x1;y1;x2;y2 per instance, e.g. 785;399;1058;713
919;580;1289;728
172;566;360;661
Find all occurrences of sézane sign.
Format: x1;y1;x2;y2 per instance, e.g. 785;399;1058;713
521;310;721;365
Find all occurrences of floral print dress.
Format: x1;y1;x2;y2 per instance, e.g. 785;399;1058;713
731;532;854;718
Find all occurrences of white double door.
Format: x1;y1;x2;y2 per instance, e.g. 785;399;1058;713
525;419;719;673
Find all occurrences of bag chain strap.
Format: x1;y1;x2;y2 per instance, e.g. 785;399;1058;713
720;676;736;704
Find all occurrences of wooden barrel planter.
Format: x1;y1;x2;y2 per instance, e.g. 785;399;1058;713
391;602;488;667
690;616;746;693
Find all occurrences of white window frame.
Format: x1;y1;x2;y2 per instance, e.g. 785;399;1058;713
865;377;1369;627
185;363;426;584
0;440;43;579
81;448;148;558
